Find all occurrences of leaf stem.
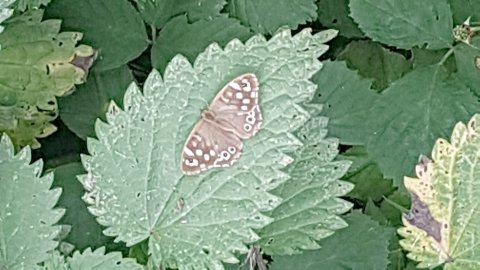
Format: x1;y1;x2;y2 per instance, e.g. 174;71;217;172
438;47;454;66
382;195;409;213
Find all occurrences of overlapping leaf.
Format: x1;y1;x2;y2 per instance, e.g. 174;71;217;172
270;211;393;270
44;0;148;71
254;114;353;255
317;0;363;38
449;0;480;25
349;0;454;49
0;10;95;149
151;15;252;72
228;0;317;34
454;37;480;96
135;0;226;28
0;134;64;269
399;114;480;269
311;61;377;145
79;28;337;270
366;65;480;186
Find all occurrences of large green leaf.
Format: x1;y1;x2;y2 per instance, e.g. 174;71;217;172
151;15;252;72
254;114;354;255
227;0;317;34
0;134;64;268
311;61;378;145
366;65;480;186
0;10;95;149
399;114;480;269
79;28;337;270
270;211;393;270
44;0;148;71
59;65;134;140
454;37;480;97
135;0;226;28
349;0;454;49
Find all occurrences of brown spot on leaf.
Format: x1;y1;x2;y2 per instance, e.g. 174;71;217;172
404;192;442;242
70;50;98;77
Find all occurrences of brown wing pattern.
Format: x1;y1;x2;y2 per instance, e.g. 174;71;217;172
181;73;261;175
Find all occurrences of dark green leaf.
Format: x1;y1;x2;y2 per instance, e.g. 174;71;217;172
317;0;363;38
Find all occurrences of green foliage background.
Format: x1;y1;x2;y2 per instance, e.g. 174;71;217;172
2;0;480;269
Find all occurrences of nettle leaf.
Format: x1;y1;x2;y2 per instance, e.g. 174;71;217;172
398;114;480;269
270;211;393;270
366;65;480;186
0;134;64;268
227;0;317;34
349;0;454;49
0;10;95;149
317;0;363;38
337;40;412;91
79;28;337;270
59;65;134;140
341;146;394;202
68;247;142;269
135;0;226;28
44;0;148;71
449;0;480;25
255;114;354;255
0;0;14;35
152;15;252;72
311;61;377;145
454;37;480;97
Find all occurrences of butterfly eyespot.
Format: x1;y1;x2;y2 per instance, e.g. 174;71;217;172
185;158;199;167
228;146;236;153
244;124;252;131
246;116;255;124
221;151;231;159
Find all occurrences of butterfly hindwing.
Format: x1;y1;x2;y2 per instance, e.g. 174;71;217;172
181;120;243;175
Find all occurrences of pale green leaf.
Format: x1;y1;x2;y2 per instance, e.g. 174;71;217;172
454;37;480;96
0;10;95;149
311;61;377;145
399;114;480;269
349;0;454;49
135;0;226;28
79;28;337;270
317;0;363;38
0;0;14;35
255;114;353;255
152;15;252;72
366;65;480;186
270;211;393;270
59;65;134;140
337;40;412;91
228;0;317;34
68;247;142;269
44;0;148;71
0;134;64;269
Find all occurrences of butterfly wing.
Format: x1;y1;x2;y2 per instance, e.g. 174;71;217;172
208;73;263;139
181;119;243;175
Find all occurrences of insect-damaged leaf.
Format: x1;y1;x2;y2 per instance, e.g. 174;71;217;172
79;28;337;270
399;114;480;269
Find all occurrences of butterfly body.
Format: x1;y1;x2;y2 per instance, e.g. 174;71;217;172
181;73;262;175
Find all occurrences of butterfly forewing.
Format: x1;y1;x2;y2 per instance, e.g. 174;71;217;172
181;73;262;175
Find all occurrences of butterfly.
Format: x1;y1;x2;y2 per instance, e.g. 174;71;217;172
181;73;262;175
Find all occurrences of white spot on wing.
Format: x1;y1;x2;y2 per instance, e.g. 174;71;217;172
236;92;243;99
242;99;250;104
241;105;248;111
185;148;194;157
204;154;210;161
210;149;216;156
195;149;203;156
229;82;241;90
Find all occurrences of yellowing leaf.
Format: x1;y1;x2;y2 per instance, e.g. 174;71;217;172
399;114;480;269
